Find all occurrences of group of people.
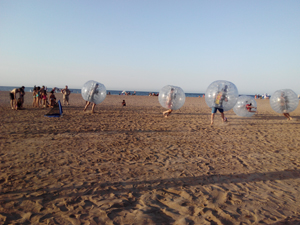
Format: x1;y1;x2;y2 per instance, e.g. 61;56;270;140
209;85;258;125
10;85;294;123
9;85;71;110
161;85;259;123
208;86;297;124
119;91;136;95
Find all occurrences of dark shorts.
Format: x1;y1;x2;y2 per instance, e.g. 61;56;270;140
211;107;224;113
10;93;14;100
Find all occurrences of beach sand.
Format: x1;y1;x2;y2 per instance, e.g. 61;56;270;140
1;91;300;224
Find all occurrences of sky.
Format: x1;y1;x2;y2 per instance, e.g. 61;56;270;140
0;1;299;94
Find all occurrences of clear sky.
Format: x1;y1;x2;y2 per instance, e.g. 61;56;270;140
1;0;299;94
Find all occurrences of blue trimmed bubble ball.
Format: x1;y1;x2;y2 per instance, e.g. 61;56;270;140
233;96;257;117
158;85;185;110
81;80;106;104
205;80;239;111
270;89;299;114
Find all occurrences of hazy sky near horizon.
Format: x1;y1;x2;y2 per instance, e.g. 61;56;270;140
1;1;299;94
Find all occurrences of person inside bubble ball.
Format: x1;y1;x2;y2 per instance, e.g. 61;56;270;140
211;85;228;125
83;83;99;113
245;102;257;114
163;88;176;118
280;92;292;120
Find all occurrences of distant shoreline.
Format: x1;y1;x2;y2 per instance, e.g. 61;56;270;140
0;86;258;98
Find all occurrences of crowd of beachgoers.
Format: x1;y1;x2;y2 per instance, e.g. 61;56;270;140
9;85;71;110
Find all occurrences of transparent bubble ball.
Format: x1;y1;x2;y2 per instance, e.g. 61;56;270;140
205;80;239;111
158;85;185;110
233;96;257;117
270;89;299;114
81;80;106;104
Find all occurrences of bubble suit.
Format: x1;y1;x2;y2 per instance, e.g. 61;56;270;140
158;85;185;110
81;80;106;104
233;96;257;117
270;89;299;114
205;80;239;111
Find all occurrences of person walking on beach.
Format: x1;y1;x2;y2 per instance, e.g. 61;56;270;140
20;86;25;108
163;88;175;118
35;86;41;108
32;86;37;107
10;88;21;109
280;92;292;120
211;85;228;125
83;83;99;113
61;85;71;105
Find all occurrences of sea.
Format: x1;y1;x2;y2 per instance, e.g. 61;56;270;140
0;86;257;98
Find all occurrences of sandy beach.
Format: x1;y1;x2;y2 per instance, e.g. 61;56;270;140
1;91;300;224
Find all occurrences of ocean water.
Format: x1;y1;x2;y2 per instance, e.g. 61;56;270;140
0;86;205;97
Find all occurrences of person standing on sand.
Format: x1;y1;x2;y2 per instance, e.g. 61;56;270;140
10;88;21;109
83;83;99;113
211;85;228;125
20;86;25;108
61;85;71;105
48;91;57;108
163;88;175;118
280;92;292;120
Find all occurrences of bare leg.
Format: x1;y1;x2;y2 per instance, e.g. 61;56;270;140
211;113;215;125
163;109;172;117
283;113;292;120
83;101;90;111
21;97;24;108
91;103;96;113
220;112;225;122
35;97;38;107
10;100;14;109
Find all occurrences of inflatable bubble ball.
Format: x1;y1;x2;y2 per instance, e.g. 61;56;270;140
158;85;186;110
233;96;257;117
81;80;107;104
205;80;239;111
270;89;299;114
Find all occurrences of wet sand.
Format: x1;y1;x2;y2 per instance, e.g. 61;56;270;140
1;91;300;224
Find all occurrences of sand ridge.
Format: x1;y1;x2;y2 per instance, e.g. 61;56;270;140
1;91;300;224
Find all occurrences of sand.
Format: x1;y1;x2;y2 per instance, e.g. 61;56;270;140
1;91;300;224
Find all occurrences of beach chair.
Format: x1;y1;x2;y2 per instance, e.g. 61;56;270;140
44;100;63;118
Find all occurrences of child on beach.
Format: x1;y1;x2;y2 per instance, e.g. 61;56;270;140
41;90;48;108
15;98;22;110
246;103;258;114
48;91;56;108
122;100;126;106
